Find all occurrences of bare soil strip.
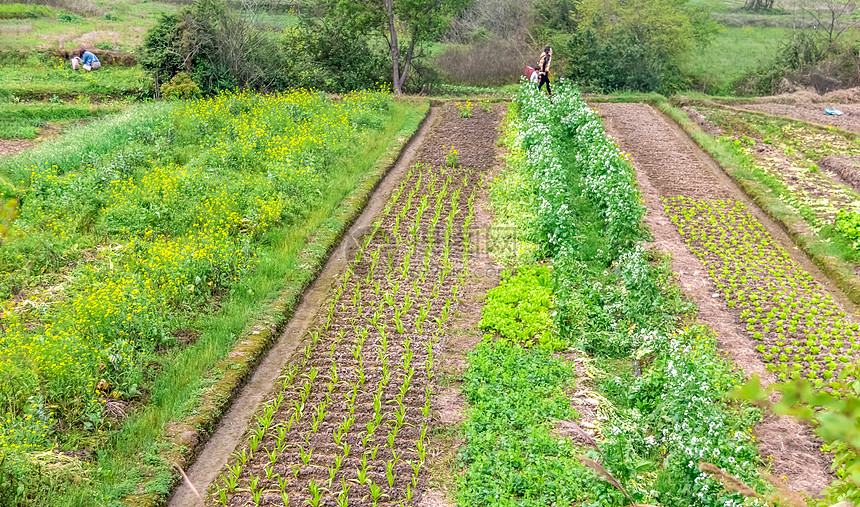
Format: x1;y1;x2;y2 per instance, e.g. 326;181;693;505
168;106;440;507
596;102;836;496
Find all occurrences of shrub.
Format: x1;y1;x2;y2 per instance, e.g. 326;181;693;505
159;72;202;100
281;21;389;93
563;0;710;94
140;0;289;95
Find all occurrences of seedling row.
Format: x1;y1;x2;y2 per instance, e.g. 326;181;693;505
211;158;483;506
665;196;859;388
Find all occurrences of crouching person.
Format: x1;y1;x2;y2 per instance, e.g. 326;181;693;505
71;49;100;71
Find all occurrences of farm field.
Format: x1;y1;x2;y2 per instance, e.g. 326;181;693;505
674;103;860;306
0;1;177;53
3;0;860;503
0;88;428;505
681;26;787;95
0;56;149;101
170;83;855;507
201;101;504;506
597;100;860;497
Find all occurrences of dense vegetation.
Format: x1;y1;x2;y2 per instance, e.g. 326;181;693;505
0;89;428;505
460;81;768;505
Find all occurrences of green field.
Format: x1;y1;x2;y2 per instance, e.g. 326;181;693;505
0;1;177;53
0;88;428;505
681;26;787;94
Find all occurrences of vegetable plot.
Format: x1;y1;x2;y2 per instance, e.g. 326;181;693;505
456;82;768;506
213;156;484;506
665;197;859;388
696;107;860;240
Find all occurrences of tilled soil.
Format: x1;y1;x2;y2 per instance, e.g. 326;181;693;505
741;103;860;133
211;103;504;507
695;105;860;225
596;102;835;496
820;154;860;195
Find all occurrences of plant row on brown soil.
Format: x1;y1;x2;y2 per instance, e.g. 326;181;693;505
210;148;485;506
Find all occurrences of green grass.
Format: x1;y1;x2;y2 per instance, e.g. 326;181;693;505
0;3;59;19
0;99;125;139
0;95;428;506
245;10;299;29
681;26;786;95
0;56;150;100
683;0;745;13
0;0;177;53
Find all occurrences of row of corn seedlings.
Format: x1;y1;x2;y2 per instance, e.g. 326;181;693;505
211;159;482;506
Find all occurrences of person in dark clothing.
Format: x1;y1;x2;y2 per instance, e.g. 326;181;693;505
537;46;552;96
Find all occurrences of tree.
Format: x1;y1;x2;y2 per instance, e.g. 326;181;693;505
743;0;774;13
803;0;860;44
323;0;472;94
567;0;700;93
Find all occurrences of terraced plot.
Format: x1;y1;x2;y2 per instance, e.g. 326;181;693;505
697;106;860;227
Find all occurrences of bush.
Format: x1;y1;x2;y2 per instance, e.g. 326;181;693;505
567;28;688;94
159;72;202;100
139;13;185;88
563;0;704;94
140;0;289;95
281;21;389;93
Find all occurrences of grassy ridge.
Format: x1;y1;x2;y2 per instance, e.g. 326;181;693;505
0;1;176;53
0;56;149;100
0;99;124;139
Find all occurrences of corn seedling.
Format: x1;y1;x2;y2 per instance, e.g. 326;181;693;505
299;444;312;465
221;471;239;493
385;459;397;488
368;481;385;505
336;479;351;507
307;478;323;507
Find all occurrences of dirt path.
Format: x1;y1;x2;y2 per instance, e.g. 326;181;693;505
0;139;35;158
168;106;440;507
595;102;836;496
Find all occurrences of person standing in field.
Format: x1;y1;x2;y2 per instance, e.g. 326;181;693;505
537;46;552;97
71;49;100;71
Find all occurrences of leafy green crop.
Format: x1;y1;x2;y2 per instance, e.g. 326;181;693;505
835;209;860;249
460;341;598;506
479;265;555;348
